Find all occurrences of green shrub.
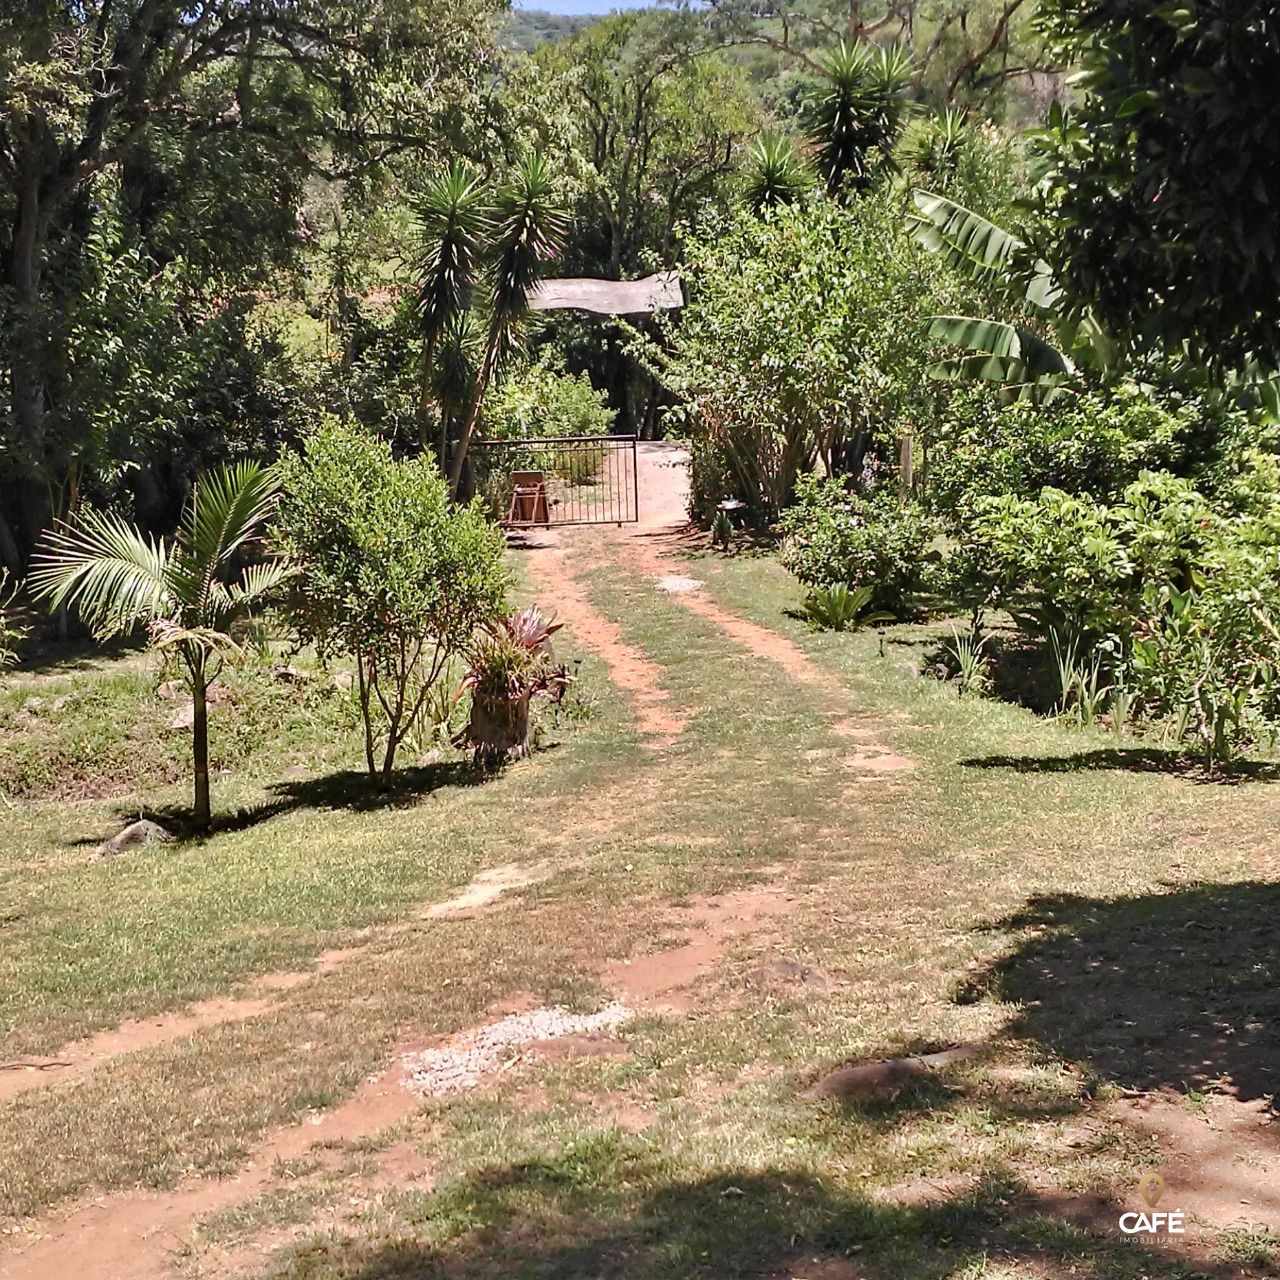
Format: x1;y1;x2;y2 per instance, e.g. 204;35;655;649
484;356;614;445
923;384;1202;519
955;455;1280;763
780;473;936;616
0;572;26;672
474;357;616;514
274;419;509;779
644;193;966;523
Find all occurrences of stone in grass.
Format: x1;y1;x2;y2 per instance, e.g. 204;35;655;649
746;956;831;992
97;819;175;859
168;701;196;731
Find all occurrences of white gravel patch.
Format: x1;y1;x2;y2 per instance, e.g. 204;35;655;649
402;1002;634;1097
656;574;703;594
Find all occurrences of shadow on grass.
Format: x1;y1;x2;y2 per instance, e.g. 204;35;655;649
960;883;1280;1109
268;1149;1234;1280
132;761;490;841
960;746;1280;784
12;631;148;675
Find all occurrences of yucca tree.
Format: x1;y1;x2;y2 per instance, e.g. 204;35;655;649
415;163;487;466
805;41;914;197
742;133;813;215
415;153;567;497
28;463;290;829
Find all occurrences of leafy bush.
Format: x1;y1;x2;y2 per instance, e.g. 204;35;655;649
0;573;26;672
923;385;1203;519
484;356;614;445
955;456;1280;762
780;473;936;616
644;193;967;522
474;357;616;515
274;419;508;779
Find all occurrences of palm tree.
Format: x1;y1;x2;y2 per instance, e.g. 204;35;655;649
28;462;290;829
805;41;914;197
415;153;567;497
742;133;813;214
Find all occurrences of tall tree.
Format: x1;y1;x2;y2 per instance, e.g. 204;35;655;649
414;155;567;495
534;11;760;279
1035;0;1280;366
0;0;499;573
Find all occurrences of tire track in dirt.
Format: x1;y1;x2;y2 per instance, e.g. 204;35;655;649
521;540;687;745
0;863;554;1105
0;874;802;1280
525;441;911;774
0;1063;423;1280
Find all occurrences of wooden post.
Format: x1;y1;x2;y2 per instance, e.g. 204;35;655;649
899;429;914;496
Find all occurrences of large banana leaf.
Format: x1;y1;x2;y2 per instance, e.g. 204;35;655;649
911;190;1061;316
909;190;1024;281
926;315;1075;377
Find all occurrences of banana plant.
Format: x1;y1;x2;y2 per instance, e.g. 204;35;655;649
908;188;1117;403
910;188;1280;416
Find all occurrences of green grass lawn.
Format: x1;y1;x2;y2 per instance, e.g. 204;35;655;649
2;541;1279;1278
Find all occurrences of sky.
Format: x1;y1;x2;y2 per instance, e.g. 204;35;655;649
515;0;657;13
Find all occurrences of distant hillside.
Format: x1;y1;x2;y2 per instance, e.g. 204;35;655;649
502;9;597;51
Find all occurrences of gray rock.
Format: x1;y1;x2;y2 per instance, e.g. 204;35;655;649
168;701;195;731
97;819;175;858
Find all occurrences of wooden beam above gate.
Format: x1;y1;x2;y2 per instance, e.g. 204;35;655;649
527;271;683;316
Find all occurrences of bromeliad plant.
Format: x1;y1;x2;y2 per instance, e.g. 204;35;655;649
799;583;893;633
29;462;290;827
460;606;569;765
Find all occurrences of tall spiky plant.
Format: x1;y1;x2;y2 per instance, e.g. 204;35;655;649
742;133;813;214
446;152;568;495
29;463;291;828
415;163;487;466
805;41;914;197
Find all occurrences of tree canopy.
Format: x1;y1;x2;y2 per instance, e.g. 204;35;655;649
1035;0;1280;366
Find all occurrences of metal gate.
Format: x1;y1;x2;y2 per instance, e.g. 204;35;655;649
472;434;639;527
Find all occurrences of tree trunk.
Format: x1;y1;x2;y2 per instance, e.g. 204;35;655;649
192;664;211;829
4;163;55;572
356;651;378;777
447;342;498;498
